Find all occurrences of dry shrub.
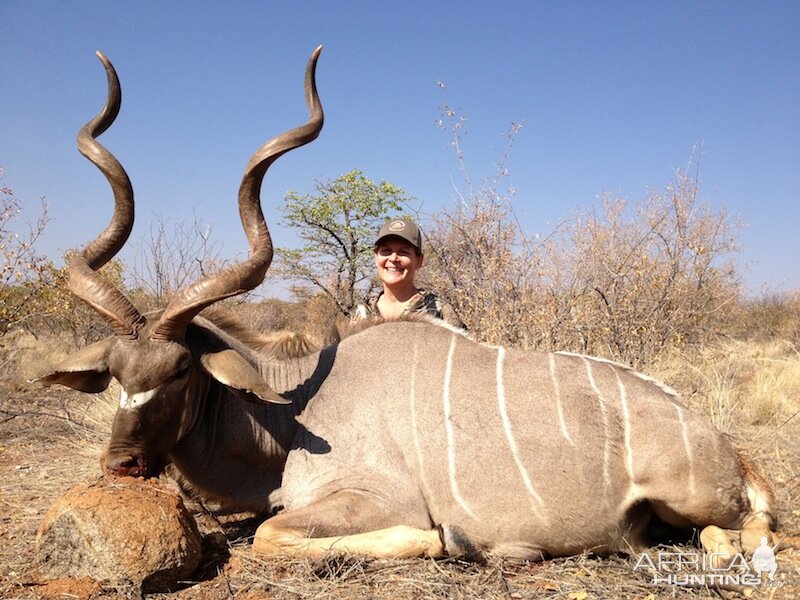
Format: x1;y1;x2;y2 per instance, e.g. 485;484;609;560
423;107;542;347
18;257;119;345
650;339;800;432
423;194;540;347
128;211;223;308
542;171;739;367
232;294;338;346
426;101;738;366
424;166;739;369
0;171;50;338
736;291;800;346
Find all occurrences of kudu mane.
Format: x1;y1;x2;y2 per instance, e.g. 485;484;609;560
199;307;318;361
202;309;460;361
327;310;470;345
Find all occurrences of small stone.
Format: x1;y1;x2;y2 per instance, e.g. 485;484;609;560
36;476;202;592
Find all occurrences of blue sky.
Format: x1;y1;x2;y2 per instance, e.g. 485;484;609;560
2;2;799;296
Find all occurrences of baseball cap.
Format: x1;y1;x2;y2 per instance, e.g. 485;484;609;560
374;218;423;254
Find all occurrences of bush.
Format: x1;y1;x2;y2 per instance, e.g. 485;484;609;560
537;170;740;367
734;291;800;347
0;171;50;337
23;257;120;345
422;116;740;368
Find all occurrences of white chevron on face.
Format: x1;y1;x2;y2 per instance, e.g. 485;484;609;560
119;387;157;409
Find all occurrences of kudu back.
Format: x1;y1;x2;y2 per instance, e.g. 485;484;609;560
39;50;777;564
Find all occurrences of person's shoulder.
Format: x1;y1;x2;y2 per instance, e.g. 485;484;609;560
417;289;466;329
351;293;381;323
418;289;449;309
413;289;439;310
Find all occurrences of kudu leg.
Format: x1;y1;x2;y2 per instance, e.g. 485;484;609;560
739;515;775;553
253;490;445;559
654;451;776;568
699;525;739;568
700;516;773;569
253;522;444;558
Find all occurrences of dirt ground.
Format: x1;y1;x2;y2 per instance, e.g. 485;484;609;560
1;383;799;599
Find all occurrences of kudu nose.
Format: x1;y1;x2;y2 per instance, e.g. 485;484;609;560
103;451;150;478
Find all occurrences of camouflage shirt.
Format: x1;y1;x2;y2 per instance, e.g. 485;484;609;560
353;289;465;329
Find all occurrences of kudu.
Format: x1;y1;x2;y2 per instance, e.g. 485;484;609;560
39;49;776;564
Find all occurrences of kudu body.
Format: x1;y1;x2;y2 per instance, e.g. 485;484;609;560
39;50;776;563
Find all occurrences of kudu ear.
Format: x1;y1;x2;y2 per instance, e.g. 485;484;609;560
32;337;115;393
200;349;291;405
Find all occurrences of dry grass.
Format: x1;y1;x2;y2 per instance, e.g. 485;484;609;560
744;342;800;426
651;339;800;432
1;332;799;599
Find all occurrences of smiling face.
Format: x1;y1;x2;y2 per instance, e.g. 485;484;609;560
375;236;424;291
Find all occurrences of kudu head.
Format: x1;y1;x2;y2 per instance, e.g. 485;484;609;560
36;49;323;477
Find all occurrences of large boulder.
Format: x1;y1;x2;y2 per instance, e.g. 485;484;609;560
36;476;203;592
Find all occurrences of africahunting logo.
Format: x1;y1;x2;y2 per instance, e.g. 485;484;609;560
633;537;785;589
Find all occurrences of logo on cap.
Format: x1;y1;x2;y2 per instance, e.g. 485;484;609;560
375;217;423;254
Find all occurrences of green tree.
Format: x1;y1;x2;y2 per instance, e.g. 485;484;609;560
275;169;408;315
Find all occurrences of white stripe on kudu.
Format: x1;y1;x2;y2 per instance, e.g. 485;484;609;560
549;354;575;445
408;341;435;506
496;347;547;519
443;334;477;519
675;404;697;497
613;368;637;487
581;357;612;496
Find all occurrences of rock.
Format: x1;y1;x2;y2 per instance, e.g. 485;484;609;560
36;476;202;592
